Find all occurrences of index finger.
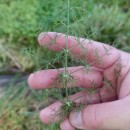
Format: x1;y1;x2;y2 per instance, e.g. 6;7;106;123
38;32;121;69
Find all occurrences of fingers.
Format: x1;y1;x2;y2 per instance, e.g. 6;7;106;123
39;88;116;125
69;96;130;130
28;66;103;89
39;90;101;124
60;119;76;130
38;32;121;69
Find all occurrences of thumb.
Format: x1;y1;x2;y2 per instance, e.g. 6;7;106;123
69;97;130;130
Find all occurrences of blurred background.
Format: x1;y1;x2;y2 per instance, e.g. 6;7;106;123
0;0;130;129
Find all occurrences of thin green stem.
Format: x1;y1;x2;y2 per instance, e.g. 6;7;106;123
65;0;70;71
64;0;70;102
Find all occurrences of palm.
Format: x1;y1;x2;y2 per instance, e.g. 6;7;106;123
98;51;130;102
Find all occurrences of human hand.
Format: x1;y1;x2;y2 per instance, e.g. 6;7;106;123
28;32;130;130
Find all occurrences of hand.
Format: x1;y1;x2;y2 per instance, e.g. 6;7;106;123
28;32;130;130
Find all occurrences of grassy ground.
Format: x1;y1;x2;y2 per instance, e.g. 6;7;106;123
0;0;130;130
0;0;130;72
0;76;62;130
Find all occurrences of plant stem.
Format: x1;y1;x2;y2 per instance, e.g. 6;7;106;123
64;0;70;102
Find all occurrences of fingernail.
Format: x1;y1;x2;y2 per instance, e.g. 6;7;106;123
38;32;45;43
28;74;34;86
70;111;84;129
40;108;52;124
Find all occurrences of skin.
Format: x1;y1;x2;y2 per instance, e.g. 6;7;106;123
28;32;130;130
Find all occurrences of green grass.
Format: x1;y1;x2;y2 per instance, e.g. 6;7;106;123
0;0;130;130
0;0;130;72
0;78;61;130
